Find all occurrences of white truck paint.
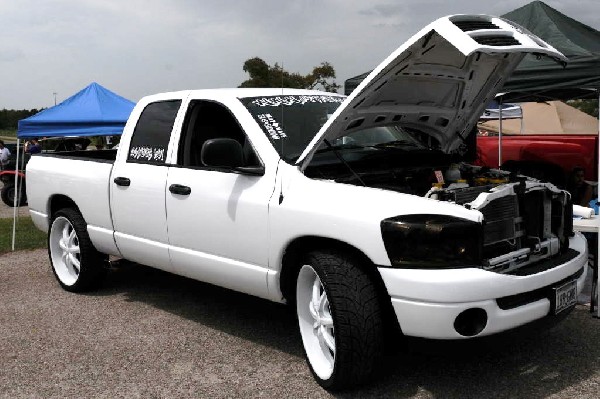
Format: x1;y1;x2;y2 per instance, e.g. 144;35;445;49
27;15;587;390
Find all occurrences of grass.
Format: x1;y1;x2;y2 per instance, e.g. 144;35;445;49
0;129;17;144
0;128;17;137
0;216;47;254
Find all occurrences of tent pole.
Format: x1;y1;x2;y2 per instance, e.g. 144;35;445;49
11;139;20;251
19;141;25;216
597;89;600;318
498;98;503;169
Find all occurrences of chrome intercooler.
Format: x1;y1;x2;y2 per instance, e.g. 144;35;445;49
466;182;572;273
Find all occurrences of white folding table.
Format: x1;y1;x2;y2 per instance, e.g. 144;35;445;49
573;215;600;317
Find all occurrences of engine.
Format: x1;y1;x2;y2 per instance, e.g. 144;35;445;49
427;166;573;274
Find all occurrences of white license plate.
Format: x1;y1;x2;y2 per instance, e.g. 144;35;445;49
554;280;577;315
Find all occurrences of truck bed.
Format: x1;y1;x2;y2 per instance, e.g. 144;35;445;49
26;151;116;243
38;149;118;163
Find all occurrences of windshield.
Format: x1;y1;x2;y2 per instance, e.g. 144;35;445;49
326;126;434;150
241;95;345;162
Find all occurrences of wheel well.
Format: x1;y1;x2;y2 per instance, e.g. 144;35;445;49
281;237;374;300
49;195;80;218
280;236;402;338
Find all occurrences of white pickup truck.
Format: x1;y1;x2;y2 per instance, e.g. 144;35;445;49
27;15;588;390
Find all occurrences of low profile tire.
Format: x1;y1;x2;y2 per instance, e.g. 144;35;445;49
1;183;27;207
296;250;384;390
48;208;106;292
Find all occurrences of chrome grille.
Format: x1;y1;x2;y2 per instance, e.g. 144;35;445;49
481;195;520;246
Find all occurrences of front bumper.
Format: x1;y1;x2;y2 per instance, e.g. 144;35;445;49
378;232;588;339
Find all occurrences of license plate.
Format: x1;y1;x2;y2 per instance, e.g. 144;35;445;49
554;280;577;315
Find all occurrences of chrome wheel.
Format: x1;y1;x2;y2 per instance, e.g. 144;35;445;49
297;264;335;380
49;216;81;286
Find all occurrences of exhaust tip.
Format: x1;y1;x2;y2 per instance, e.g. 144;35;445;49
454;308;488;337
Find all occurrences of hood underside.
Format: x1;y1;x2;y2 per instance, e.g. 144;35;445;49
297;15;566;167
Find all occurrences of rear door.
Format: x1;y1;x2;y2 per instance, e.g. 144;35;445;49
110;97;184;271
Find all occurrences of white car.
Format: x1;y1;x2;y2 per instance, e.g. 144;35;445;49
26;15;586;390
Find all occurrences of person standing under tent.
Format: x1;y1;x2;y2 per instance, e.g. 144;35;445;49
567;167;593;207
0;140;11;170
25;138;42;154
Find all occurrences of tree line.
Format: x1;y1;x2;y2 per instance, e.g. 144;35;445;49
0;109;41;131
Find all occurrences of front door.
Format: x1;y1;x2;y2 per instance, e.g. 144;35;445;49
165;100;274;298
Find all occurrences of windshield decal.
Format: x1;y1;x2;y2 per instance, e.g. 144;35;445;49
257;113;287;140
251;95;345;107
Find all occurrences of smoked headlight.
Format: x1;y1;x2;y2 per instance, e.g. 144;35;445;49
381;214;483;268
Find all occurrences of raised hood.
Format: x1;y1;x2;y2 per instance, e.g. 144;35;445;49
296;15;566;167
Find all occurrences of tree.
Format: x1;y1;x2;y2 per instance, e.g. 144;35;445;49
0;108;40;131
567;99;599;118
239;57;340;93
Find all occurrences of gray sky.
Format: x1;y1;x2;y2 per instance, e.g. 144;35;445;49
1;0;598;109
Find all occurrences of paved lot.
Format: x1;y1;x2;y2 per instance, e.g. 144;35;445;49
0;203;28;219
1;249;600;398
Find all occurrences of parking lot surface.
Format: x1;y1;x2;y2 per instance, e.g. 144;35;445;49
2;248;600;398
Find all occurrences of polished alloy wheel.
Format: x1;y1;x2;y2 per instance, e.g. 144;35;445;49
297;264;336;380
49;216;81;286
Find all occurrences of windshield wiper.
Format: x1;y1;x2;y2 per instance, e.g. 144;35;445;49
315;143;364;154
373;140;420;149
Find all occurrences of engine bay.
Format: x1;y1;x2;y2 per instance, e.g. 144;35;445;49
306;151;573;274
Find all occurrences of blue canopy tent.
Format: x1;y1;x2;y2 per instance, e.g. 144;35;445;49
11;82;135;250
18;82;135;138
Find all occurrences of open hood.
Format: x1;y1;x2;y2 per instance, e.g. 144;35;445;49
296;15;566;167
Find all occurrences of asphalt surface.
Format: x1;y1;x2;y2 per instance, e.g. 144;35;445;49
1;247;600;399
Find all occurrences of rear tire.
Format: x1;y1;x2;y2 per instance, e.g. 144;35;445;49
296;250;384;390
48;208;106;292
1;182;27;207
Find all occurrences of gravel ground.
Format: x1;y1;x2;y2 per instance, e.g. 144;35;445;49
0;203;28;219
1;249;600;398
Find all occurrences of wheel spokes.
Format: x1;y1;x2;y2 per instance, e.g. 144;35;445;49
322;326;336;352
68;253;80;273
62;224;70;242
53;218;81;278
297;265;337;380
308;274;335;355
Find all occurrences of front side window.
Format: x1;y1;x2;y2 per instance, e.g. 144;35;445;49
127;100;181;164
241;95;345;162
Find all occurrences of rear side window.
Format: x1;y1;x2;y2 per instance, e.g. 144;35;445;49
127;100;181;164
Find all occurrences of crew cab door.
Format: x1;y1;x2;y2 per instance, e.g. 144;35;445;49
164;98;275;298
110;98;184;271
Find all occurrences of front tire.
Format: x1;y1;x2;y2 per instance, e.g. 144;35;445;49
296;251;384;390
48;208;106;292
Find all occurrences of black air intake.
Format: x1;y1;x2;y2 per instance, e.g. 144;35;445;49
473;35;520;46
454;20;499;32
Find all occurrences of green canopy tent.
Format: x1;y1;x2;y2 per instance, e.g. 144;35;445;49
500;0;600;100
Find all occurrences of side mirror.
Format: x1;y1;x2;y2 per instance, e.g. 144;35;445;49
235;165;265;176
201;138;244;168
200;138;265;176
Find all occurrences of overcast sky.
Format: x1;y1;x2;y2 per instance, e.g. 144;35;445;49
1;0;598;109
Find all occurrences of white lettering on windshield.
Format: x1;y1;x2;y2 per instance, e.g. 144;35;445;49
257;113;287;140
251;95;345;107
